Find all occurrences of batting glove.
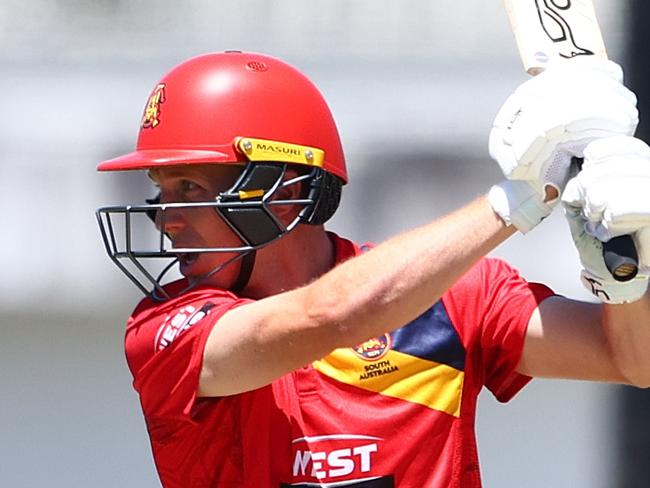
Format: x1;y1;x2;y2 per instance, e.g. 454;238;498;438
488;57;638;233
562;136;650;304
488;180;555;233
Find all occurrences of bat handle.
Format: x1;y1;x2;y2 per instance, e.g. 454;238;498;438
570;157;639;282
603;235;639;282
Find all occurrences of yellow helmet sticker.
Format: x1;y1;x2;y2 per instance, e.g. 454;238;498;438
236;137;325;168
237;189;265;200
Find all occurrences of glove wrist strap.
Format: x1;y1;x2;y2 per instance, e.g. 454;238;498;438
488;181;552;234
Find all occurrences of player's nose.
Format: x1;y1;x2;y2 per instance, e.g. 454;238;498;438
154;203;186;235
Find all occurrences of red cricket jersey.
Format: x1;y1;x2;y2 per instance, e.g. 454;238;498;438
124;234;554;487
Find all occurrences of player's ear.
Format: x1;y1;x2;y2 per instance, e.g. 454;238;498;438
278;170;302;198
271;169;304;221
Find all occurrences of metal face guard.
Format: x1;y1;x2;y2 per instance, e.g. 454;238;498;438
96;163;320;300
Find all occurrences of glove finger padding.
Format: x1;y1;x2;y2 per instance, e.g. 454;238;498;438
561;135;650;303
490;58;639;192
636;227;650;270
562;137;650;241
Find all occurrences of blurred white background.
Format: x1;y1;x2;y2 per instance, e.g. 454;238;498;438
0;1;632;486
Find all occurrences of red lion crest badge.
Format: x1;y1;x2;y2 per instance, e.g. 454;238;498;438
141;83;166;129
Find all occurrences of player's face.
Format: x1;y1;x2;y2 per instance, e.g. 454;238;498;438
148;164;244;285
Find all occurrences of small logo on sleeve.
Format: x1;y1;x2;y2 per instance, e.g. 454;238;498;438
155;302;215;351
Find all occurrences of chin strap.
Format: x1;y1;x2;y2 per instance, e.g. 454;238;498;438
230;250;256;294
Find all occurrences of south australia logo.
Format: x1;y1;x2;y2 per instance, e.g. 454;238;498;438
141;83;166;129
352;333;391;361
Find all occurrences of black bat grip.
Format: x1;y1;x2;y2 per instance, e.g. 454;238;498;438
603;235;639;282
571;157;639;282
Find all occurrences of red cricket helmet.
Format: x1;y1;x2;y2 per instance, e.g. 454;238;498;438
97;51;347;300
98;51;347;183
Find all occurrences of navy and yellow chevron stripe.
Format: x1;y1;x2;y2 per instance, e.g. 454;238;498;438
312;301;466;417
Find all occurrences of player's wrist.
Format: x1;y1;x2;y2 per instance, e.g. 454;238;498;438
488;180;553;233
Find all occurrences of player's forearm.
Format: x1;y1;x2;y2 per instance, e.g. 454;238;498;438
302;196;515;347
200;196;514;397
602;294;650;388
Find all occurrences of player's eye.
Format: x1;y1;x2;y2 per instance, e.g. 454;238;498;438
181;180;201;193
178;179;213;202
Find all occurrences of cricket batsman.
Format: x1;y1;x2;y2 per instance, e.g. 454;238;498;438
96;51;650;487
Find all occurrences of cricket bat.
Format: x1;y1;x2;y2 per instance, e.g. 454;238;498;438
503;0;639;282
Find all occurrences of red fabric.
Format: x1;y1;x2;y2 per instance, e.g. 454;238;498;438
442;258;553;403
125;236;553;487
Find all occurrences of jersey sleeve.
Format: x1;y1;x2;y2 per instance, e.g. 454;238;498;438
125;291;252;425
444;258;555;402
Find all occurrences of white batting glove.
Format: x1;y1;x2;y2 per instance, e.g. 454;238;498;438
562;136;650;304
488;58;638;233
488;180;554;233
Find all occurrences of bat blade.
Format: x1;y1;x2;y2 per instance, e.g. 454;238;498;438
504;0;608;75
